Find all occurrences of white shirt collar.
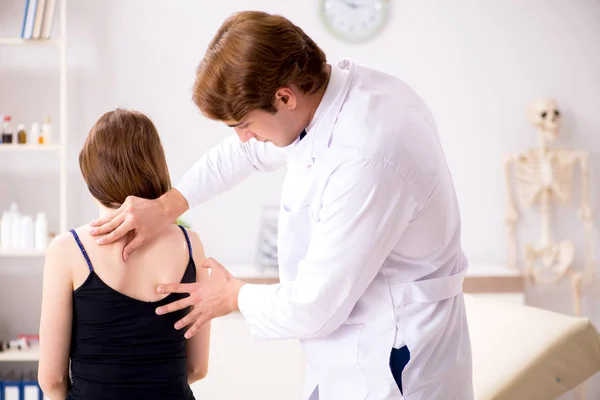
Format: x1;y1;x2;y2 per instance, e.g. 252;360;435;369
286;60;353;166
305;60;349;135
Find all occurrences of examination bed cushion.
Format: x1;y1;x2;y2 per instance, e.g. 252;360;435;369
465;294;600;399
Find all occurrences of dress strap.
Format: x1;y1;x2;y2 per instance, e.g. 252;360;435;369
177;225;193;260
70;229;94;272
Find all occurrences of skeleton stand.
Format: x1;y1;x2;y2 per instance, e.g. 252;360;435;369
504;98;595;400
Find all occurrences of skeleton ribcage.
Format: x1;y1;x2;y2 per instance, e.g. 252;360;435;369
515;150;575;207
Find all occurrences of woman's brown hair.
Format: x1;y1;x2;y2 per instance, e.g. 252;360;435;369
79;109;171;208
193;11;328;122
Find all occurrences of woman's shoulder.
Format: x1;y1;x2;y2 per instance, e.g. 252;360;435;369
135;223;202;257
43;226;89;274
171;226;206;281
47;225;89;253
179;225;202;246
160;224;204;253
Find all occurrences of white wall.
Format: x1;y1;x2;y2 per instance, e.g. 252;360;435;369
2;0;599;265
1;0;600;398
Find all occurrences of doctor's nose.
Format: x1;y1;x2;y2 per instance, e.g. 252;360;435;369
235;128;255;143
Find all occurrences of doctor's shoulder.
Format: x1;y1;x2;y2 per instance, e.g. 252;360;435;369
353;63;434;121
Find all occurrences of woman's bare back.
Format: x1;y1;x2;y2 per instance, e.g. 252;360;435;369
69;223;194;302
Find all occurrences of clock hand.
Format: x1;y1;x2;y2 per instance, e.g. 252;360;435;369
341;0;358;9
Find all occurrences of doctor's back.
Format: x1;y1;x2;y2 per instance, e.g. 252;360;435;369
330;60;473;399
270;59;474;400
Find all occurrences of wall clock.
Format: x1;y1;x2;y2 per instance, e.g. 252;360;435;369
320;0;390;43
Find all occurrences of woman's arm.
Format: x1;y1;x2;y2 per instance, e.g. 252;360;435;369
38;234;74;398
184;231;211;384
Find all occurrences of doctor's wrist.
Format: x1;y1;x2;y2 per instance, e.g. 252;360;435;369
160;189;190;223
228;279;246;312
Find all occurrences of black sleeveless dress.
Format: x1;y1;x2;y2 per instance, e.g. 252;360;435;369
66;226;196;400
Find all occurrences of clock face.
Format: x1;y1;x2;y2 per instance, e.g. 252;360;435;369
321;0;390;43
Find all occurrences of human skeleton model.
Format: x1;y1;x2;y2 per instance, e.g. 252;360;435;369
504;98;594;317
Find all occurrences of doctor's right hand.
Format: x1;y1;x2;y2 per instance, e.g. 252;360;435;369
89;189;189;261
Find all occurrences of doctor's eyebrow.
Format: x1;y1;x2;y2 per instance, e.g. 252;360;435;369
227;121;246;128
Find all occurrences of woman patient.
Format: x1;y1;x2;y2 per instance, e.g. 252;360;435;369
38;109;210;399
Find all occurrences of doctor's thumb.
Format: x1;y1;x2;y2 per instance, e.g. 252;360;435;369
201;257;222;271
122;236;144;262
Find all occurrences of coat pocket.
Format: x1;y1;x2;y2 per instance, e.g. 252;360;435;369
301;324;368;400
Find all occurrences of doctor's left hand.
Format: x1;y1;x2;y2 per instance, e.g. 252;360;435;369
155;257;246;338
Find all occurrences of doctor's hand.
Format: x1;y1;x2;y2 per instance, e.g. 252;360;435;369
155;257;246;339
89;189;189;261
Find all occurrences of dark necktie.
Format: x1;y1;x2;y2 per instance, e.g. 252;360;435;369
299;129;307;141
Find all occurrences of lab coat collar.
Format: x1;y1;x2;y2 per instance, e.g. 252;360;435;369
287;59;354;168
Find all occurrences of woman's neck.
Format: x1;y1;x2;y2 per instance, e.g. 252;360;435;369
97;204;116;218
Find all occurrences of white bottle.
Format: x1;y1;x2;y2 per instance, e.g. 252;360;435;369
35;212;48;250
31;122;41;145
0;211;11;250
9;203;21;249
42;117;52;145
20;215;34;250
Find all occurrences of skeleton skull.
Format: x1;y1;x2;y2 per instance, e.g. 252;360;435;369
527;97;561;143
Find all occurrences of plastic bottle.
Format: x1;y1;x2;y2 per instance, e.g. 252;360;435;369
17;124;27;144
9;204;21;249
0;211;11;250
35;212;48;250
20;215;34;250
2;115;13;144
42;116;52;145
31;123;41;145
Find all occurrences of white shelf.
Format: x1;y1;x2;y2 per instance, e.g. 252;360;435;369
0;38;60;46
0;144;61;153
0;348;39;362
466;264;523;277
226;263;523;281
228;264;279;280
0;249;46;258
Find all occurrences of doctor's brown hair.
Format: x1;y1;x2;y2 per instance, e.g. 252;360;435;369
192;11;328;122
79;108;171;208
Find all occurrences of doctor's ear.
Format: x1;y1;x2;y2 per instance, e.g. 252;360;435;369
274;87;297;110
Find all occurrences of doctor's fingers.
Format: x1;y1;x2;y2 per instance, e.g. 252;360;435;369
90;206;122;229
95;217;135;246
155;296;194;316
184;314;210;339
122;235;145;262
90;203;125;231
173;306;206;331
156;282;197;295
201;257;223;271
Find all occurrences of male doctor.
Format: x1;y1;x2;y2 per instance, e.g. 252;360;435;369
91;11;473;400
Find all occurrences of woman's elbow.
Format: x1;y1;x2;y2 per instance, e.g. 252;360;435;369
187;366;208;384
38;371;67;397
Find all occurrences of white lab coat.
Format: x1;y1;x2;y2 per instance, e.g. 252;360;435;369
176;59;473;400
